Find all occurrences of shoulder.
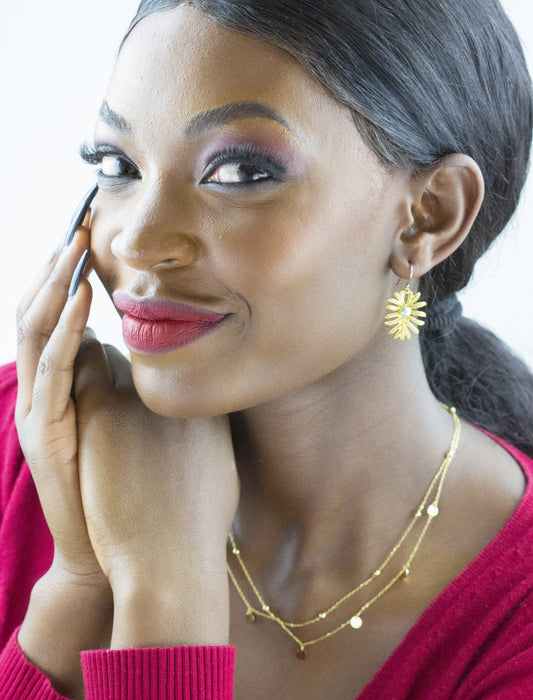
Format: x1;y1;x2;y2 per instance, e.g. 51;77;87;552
448;426;533;696
484;428;533;482
459;424;533;581
458;423;531;541
412;425;533;695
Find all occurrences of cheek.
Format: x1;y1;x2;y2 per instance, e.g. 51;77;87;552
219;191;390;368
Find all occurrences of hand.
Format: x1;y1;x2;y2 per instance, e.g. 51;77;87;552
15;208;112;698
15;221;105;584
72;340;239;646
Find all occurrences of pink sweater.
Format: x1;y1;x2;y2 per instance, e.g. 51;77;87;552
0;361;531;699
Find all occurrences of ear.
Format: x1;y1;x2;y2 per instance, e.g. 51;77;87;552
389;154;485;280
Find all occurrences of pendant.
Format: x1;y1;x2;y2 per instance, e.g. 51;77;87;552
350;615;363;629
296;648;307;660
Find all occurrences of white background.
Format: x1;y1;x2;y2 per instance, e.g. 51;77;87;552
0;1;532;367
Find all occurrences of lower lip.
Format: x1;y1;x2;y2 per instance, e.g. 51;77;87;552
122;315;227;354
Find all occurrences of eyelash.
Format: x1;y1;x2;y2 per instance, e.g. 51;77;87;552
79;143;140;182
201;144;288;185
79;142;288;187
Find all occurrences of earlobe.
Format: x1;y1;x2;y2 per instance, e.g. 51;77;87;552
390;154;485;280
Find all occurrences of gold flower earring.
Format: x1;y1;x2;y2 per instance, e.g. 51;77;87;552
384;265;427;341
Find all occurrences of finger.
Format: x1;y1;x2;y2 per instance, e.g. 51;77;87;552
17;244;91;417
16;205;93;324
68;249;90;298
17;225;90;336
16;249;61;326
63;183;98;247
30;278;93;425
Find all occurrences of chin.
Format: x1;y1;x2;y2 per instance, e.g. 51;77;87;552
130;363;238;419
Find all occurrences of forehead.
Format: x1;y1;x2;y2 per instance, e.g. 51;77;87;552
105;4;353;142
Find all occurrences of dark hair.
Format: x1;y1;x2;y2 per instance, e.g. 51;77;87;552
123;0;533;456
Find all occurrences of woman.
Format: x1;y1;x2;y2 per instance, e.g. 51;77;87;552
1;0;532;698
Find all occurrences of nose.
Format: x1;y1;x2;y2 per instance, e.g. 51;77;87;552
110;195;200;271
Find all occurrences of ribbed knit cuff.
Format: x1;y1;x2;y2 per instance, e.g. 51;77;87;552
0;627;71;700
82;645;235;699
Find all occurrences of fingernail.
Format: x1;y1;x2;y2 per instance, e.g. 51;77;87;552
64;183;98;247
68;250;90;298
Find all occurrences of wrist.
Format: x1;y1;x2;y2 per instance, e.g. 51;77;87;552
18;568;113;699
47;556;110;592
23;564;113;624
111;567;230;649
20;567;113;648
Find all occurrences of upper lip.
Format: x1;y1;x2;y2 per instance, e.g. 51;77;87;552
113;292;227;322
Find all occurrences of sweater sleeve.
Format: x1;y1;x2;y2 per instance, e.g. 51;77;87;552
0;629;235;700
82;646;235;699
0;627;71;700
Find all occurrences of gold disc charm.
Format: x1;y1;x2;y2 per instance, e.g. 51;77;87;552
350;615;363;629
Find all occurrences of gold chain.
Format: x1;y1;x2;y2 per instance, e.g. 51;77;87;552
227;405;461;659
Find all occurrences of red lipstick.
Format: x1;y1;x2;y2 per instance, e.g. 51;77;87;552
113;293;228;355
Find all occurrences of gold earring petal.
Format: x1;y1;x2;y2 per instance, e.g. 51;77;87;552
384;283;427;341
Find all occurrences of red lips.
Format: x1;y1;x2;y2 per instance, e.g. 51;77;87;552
113;292;228;354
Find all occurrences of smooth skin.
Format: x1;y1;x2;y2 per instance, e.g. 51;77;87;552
15;6;526;699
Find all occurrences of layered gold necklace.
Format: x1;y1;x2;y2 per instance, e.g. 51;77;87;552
227;405;461;659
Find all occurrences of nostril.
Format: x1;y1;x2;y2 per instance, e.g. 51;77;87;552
156;258;182;268
111;230;199;270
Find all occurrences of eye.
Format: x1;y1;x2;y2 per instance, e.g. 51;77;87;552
201;145;287;187
100;154;139;179
79;142;140;182
206;162;271;184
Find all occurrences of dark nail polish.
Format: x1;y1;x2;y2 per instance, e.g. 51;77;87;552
63;183;98;247
68;250;90;298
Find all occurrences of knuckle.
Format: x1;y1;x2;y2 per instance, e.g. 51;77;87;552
17;311;57;353
47;261;70;294
76;337;102;366
47;246;61;265
80;335;101;351
16;313;42;347
36;348;58;377
15;301;25;326
16;319;52;352
36;350;75;380
16;314;30;345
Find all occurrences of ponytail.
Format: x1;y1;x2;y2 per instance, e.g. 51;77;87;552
422;311;533;457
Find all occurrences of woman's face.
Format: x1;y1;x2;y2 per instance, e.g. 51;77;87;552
90;5;412;417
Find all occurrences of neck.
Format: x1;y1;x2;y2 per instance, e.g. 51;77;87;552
230;336;458;599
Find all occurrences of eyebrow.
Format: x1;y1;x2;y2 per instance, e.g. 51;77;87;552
99;100;133;136
183;101;293;139
97;99;293;140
